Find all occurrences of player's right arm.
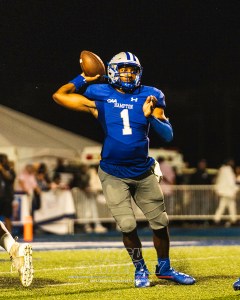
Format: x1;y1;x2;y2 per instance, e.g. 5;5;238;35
52;82;98;117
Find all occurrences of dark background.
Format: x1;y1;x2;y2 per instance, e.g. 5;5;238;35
1;0;240;168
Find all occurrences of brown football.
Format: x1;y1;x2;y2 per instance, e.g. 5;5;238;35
80;50;106;77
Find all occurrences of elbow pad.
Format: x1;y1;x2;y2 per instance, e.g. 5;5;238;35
148;116;173;142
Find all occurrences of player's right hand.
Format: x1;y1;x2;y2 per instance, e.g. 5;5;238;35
81;73;101;83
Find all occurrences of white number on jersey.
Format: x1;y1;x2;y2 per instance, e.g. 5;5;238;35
120;109;132;135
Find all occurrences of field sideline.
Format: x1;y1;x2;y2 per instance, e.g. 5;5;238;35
0;245;240;300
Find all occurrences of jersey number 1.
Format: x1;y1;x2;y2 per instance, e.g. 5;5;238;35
120;109;132;135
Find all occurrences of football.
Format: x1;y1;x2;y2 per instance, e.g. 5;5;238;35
80;50;106;77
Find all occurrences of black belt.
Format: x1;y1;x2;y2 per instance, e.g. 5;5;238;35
131;168;153;180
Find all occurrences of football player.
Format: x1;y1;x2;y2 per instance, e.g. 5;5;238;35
0;221;33;286
53;51;195;287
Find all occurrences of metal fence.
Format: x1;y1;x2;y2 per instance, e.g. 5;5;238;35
72;185;240;223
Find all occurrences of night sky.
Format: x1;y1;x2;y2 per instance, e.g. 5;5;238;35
1;0;240;167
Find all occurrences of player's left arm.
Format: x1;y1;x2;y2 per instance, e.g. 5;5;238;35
143;95;173;142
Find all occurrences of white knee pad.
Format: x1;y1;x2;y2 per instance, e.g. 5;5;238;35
118;216;137;233
149;211;169;230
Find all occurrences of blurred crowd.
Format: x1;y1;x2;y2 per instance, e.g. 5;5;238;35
158;156;240;227
0;153;240;234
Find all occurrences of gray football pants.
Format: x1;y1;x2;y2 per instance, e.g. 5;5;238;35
98;166;169;233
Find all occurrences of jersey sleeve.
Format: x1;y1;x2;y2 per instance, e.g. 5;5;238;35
154;88;166;108
83;84;111;101
142;86;166;108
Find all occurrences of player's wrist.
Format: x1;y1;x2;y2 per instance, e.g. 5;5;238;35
146;114;154;119
69;75;87;91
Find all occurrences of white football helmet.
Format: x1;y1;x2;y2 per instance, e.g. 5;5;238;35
107;52;143;92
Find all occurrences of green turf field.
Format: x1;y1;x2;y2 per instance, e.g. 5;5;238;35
0;246;240;299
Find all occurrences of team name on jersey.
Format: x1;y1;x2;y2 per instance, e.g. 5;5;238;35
107;98;133;110
114;103;133;109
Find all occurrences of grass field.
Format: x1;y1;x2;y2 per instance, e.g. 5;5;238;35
0;245;240;300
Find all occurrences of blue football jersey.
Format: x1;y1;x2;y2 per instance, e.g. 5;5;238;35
83;84;166;178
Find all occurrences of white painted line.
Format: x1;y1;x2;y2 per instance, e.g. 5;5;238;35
48;282;84;287
1;255;239;275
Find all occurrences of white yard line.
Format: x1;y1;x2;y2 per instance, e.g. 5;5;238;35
0;255;239;275
48;282;84;287
0;262;132;274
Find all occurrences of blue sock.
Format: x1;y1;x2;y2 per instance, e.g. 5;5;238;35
157;258;170;273
133;258;147;272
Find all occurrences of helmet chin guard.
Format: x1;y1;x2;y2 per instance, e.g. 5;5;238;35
107;52;143;92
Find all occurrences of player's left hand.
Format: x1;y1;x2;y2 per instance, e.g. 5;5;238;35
143;95;157;117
